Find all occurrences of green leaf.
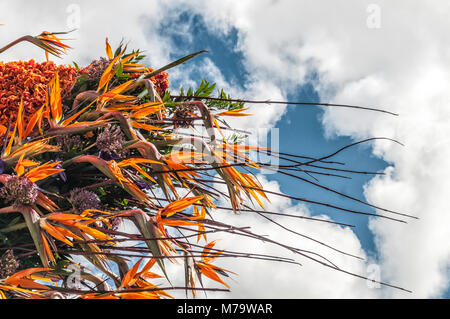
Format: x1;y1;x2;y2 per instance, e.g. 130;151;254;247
131;211;170;284
115;62;124;77
22;208;49;267
7;216;21;227
162;91;171;102
114;40;124;58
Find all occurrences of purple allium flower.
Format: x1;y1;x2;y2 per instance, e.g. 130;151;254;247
0;175;38;207
111;216;122;231
55;134;83;152
69;188;102;214
84;57;112;82
0;250;20;279
137;181;153;190
51;159;67;182
172;105;197;128
96;124;128;158
98;151;121;161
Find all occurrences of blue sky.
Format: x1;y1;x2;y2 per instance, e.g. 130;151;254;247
159;12;388;257
153;9;450;298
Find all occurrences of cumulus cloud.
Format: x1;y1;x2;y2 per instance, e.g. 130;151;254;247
198;175;379;298
2;0;448;298
177;0;450;298
0;1;173;66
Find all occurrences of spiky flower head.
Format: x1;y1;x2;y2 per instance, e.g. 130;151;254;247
0;175;38;207
69;188;102;214
82;57;112;82
96;124;128;158
0;250;20;279
110;216;122;231
55;133;83;152
173;105;197;128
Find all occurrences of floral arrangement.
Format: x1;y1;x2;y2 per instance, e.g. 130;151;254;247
0;30;410;299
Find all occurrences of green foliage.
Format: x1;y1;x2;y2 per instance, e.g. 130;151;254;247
164;79;244;114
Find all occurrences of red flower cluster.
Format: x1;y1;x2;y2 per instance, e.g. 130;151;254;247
149;69;170;97
0;60;79;126
130;68;170;97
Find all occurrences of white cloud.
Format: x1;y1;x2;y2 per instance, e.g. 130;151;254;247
170;0;450;298
0;1;172;66
200;175;379;298
3;0;449;298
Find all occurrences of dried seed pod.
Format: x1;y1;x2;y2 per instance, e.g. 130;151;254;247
0;250;20;279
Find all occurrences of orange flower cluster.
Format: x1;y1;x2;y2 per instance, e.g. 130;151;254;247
0;60;79;126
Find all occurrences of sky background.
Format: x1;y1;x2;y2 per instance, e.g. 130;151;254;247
1;0;450;298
